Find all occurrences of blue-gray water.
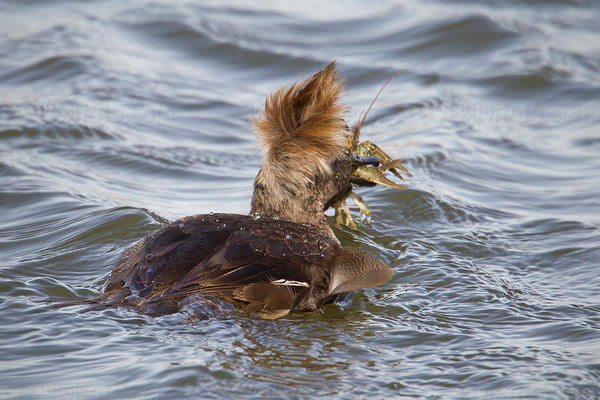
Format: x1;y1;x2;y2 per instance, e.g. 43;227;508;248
1;1;599;399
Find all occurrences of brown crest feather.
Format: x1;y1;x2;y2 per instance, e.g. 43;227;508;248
252;61;347;182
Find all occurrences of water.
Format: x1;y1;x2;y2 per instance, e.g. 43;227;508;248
1;1;599;398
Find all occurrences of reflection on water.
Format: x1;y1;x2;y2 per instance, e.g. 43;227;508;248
1;0;599;398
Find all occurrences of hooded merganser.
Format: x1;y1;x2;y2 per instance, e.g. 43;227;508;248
98;62;397;319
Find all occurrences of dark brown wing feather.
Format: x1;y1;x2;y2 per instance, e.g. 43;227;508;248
106;214;235;297
141;216;337;318
104;213;339;318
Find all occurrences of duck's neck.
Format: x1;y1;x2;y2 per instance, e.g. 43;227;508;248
250;183;325;226
250;176;335;239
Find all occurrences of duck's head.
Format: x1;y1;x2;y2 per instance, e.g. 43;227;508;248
250;61;373;229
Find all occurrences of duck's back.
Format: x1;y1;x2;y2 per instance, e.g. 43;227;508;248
104;213;348;319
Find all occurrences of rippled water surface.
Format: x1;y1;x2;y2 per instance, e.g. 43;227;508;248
1;1;599;399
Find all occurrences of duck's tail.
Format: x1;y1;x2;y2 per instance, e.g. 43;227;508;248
43;288;131;313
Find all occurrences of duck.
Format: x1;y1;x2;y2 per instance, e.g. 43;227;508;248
96;61;396;320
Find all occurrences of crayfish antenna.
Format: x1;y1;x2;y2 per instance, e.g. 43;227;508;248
351;64;421;150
